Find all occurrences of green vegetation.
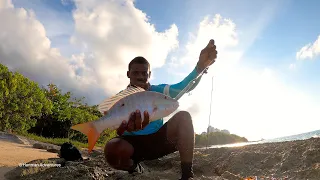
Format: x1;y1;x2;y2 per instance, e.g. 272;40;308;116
0;64;52;132
19;131;110;149
0;62;247;149
0;63;116;148
195;131;248;147
19;131;89;149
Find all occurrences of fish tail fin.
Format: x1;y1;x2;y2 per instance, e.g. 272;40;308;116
71;121;100;153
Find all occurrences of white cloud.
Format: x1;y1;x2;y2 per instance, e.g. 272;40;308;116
0;0;178;104
0;0;12;9
170;14;239;68
0;0;103;103
165;15;320;141
296;35;320;60
289;63;296;70
70;0;179;95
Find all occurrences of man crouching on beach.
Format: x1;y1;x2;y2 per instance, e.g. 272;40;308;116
104;39;218;180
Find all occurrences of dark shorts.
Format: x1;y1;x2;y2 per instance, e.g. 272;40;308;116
115;122;177;163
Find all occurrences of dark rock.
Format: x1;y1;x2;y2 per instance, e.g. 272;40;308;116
221;171;242;180
60;142;83;161
32;142;60;151
47;148;60;153
32;143;49;150
0;131;25;144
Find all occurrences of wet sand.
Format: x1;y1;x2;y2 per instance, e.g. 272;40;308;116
0;140;58;180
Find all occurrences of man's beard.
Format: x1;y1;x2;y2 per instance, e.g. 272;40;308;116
130;81;150;90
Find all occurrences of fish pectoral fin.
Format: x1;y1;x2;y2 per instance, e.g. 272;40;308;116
150;101;157;117
71;122;100;153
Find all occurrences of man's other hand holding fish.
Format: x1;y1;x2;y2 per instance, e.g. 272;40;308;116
103;39;217;180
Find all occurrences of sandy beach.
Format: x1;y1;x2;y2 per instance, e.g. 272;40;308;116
0;139;58;180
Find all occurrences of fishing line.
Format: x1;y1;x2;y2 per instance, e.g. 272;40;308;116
171;66;210;101
166;65;215;150
206;76;214;150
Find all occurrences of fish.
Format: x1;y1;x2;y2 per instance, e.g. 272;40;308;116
71;86;179;153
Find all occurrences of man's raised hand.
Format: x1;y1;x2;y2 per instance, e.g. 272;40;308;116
197;39;218;73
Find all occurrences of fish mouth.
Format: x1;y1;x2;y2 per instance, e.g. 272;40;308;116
175;101;179;107
172;101;179;110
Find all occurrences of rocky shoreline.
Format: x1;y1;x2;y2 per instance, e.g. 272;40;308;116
2;133;320;180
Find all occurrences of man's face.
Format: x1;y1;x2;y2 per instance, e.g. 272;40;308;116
127;63;151;89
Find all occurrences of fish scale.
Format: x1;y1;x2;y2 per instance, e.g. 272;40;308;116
71;88;179;153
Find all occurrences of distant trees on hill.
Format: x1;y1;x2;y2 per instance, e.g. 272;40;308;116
206;125;230;134
195;131;248;147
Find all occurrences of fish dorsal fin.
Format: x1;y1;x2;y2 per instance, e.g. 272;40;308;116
97;86;145;114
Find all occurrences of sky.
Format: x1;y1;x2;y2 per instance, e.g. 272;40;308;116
1;0;320;141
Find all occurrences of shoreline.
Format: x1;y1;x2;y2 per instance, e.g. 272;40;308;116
196;134;320;150
1;132;320;179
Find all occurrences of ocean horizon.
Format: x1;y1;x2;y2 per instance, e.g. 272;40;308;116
197;129;320;149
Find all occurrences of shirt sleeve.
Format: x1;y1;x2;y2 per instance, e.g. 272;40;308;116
151;67;203;98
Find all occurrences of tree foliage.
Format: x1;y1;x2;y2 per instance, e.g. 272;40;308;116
28;83;116;144
0;64;52;132
0;63;117;145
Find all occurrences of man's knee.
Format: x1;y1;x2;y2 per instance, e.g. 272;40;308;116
174;111;193;125
167;111;194;143
167;111;193;133
104;138;134;167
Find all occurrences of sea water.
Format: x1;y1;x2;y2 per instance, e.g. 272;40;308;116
262;129;320;143
198;129;320;149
